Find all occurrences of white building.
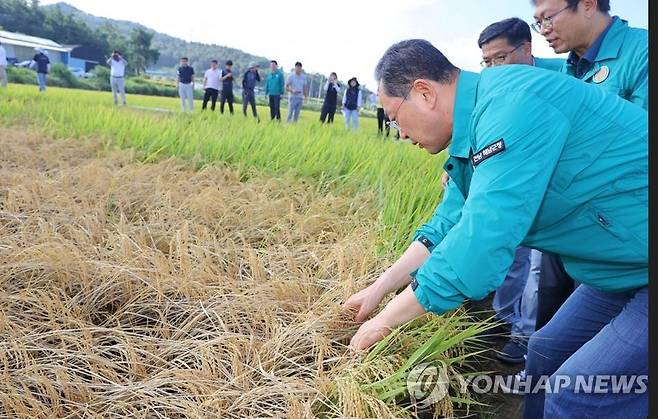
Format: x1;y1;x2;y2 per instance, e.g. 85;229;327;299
0;30;70;65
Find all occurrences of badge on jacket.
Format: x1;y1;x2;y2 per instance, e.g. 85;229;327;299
593;66;610;84
472;139;506;167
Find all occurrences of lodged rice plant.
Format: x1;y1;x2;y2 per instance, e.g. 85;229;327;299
0;85;447;256
0;130;493;418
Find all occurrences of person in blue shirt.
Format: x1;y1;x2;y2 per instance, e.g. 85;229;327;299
523;2;649;416
344;39;647;419
472;17;565;366
242;62;261;120
532;0;647;109
528;2;648;330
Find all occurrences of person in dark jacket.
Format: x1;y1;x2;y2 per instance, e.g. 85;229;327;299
32;48;50;92
242;62;261;120
342;77;362;130
320;72;341;124
220;60;235;114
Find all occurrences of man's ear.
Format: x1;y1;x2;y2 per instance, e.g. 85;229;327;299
582;0;598;18
412;79;438;106
522;42;532;57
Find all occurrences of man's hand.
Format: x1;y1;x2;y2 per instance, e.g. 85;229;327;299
349;317;393;351
343;282;387;323
349;286;427;351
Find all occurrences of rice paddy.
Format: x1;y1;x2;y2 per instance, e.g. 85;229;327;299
0;86;495;418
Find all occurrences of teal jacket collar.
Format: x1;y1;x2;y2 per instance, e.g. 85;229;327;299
595;16;627;61
569;17;629;81
449;70;480;159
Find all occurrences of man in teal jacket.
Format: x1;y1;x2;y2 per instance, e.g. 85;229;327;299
265;60;286;121
344;39;647;418
475;16;565;365
532;0;647;109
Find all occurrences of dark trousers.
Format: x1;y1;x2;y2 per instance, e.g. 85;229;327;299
376;107;391;136
320;102;337;123
268;95;281;120
202;88;219;111
242;89;258;118
535;253;577;331
220;90;234;114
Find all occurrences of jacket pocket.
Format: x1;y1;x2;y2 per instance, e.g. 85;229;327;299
585;203;647;262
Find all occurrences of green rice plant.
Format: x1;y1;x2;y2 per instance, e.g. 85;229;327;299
321;311;498;418
0;131;493;418
0;85;447;256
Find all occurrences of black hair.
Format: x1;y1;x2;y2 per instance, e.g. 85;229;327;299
181;57;189;61
530;0;610;12
295;61;302;67
348;77;360;88
374;39;458;97
226;60;233;65
330;72;337;77
270;60;278;65
478;17;531;48
211;59;218;64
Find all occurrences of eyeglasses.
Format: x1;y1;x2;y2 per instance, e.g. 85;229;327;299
480;43;525;68
386;87;411;131
531;5;570;33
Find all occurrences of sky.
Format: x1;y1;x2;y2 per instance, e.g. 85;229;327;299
41;0;648;90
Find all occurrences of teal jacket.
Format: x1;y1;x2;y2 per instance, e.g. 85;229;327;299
265;69;286;96
562;18;648;110
533;56;565;72
411;68;647;314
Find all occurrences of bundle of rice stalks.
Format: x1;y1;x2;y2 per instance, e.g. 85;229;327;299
0;130;492;418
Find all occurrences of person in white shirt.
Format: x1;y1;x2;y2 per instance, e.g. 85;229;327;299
202;60;222;111
106;50;128;105
0;41;8;88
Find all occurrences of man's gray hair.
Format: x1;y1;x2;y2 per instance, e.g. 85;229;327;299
374;39;458;98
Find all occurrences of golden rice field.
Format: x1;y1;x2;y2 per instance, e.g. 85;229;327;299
0;86;496;418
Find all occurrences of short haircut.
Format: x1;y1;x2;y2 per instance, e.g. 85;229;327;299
295;61;302;67
270;60;278;65
226;60;233;65
478;17;532;48
375;39;458;98
211;60;218;64
181;57;189;61
330;72;337;77
531;0;610;12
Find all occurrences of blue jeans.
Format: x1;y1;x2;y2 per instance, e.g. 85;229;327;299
242;89;257;118
36;72;47;91
524;285;648;419
344;109;359;129
287;96;303;122
493;246;532;337
519;249;541;336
